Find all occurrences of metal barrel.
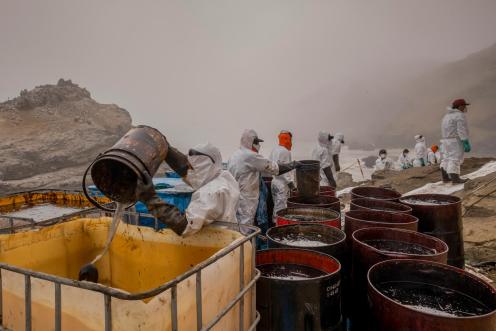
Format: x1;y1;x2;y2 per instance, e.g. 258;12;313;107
89;126;168;204
256;248;342;331
344;210;419;252
350;198;412;214
350;186;401;201
295;160;321;198
276;207;341;229
267;223;346;266
287;195;341;213
291;186;336;198
368;259;496;331
351;227;448;330
400;194;464;268
341;210;418;321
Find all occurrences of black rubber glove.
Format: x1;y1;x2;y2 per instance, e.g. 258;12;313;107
278;161;298;175
323;166;337;189
136;176;187;235
333;154;341;172
165;145;191;178
288;181;296;191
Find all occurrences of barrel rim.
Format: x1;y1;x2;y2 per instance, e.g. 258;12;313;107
350;198;412;213
345;210;418;226
276;206;340;219
351;186;401;200
352;227;449;259
367;259;496;320
266;223;346;248
256;248;341;282
400;193;462;206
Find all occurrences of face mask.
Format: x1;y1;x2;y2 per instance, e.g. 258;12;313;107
404;153;409;158
183;155;212;190
252;143;260;152
380;154;387;159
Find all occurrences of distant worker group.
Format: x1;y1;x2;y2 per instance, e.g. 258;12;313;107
374;98;471;184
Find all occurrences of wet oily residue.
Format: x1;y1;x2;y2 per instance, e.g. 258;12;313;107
258;263;326;280
378;281;492;317
283;214;329;222
4;204;81;222
275;232;329;247
364;239;436;255
367;206;402;212
401;198;452;206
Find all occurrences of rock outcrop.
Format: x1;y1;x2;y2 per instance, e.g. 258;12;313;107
0;79;132;187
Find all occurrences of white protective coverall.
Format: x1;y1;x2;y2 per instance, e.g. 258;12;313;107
397;153;413;170
375;157;393;171
311;131;335;186
269;145;293;216
330;132;344;175
182;143;240;235
427;149;441;165
413;135;428;167
440;107;469;175
228;129;279;225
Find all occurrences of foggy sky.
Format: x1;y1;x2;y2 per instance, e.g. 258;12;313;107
1;0;496;159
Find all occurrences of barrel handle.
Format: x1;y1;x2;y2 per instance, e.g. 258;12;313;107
82;155;136;212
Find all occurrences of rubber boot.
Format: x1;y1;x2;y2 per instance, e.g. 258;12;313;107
449;173;468;184
441;168;450;183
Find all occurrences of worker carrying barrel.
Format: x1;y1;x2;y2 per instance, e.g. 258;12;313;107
136;142;240;236
228;129;298;226
440;99;471;183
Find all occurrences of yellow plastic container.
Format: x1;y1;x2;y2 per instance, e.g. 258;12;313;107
0;217;255;330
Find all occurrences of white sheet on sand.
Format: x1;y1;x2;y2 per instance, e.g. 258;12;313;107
337;161;496;197
404;161;496;196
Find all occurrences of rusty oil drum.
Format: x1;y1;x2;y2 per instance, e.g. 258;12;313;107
256;248;342;331
287;195;341;213
295;160;321;198
350;198;412;214
368;259;496;331
276;207;341;229
89;126;168;204
291;186;336;198
350;186;401;201
350;227;448;330
267;223;346;265
400;194;464;268
344;210;418;251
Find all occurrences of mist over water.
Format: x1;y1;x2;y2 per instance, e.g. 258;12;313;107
1;1;496;157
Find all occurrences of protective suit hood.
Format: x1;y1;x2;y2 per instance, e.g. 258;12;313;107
240;129;258;149
185;143;222;190
414;135;425;143
318;131;332;148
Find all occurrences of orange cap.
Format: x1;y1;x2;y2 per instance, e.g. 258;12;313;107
278;131;292;151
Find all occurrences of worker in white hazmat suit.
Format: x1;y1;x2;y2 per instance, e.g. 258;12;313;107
311;131;337;188
269;130;295;217
397;148;413;170
427;145;441;165
440;99;471;183
413;134;428;167
136;142;240;236
375;149;393;171
331;133;345;173
228;129;297;225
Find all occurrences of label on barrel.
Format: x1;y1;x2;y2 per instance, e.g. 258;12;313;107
326;280;340;298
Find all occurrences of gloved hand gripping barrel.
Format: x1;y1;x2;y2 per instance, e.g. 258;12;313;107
83;125;189;209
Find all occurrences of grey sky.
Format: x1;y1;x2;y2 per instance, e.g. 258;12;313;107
1;0;496;158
